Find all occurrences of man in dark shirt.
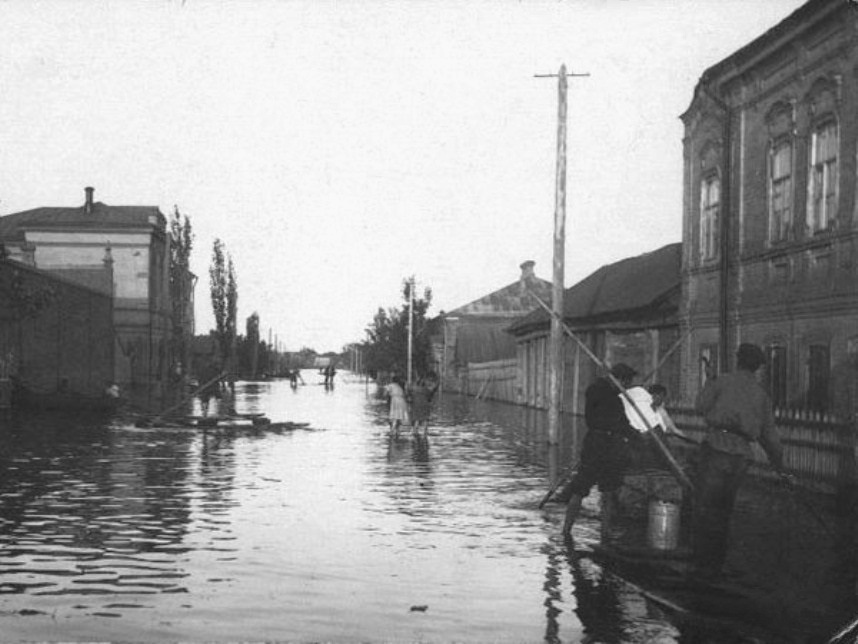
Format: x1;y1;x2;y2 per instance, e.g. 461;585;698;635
561;363;639;536
693;342;789;578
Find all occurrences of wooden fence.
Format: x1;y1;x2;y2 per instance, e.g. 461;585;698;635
670;406;856;489
464;359;519;403
456;359;857;490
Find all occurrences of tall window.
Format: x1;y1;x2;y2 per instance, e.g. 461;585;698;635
808;121;838;232
700;175;720;260
807;343;831;412
767;344;787;409
769;140;792;242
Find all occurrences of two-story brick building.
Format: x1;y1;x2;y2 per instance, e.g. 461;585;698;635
0;187;179;403
681;0;858;416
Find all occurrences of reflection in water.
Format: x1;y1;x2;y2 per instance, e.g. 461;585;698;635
562;539;626;643
0;411;199;598
0;377;847;642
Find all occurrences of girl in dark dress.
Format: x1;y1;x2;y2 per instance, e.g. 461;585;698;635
408;375;438;438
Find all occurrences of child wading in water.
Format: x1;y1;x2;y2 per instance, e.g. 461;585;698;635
384;376;409;439
408;374;439;439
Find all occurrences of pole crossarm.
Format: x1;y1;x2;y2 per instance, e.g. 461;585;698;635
534;72;592;78
526;289;695;492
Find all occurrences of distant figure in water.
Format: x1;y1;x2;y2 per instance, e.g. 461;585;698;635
324;365;337;389
385;376;409;439
289;369;304;389
408;374;439;439
199;360;222;417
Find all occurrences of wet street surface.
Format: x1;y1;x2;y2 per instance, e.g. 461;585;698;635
0;372;853;642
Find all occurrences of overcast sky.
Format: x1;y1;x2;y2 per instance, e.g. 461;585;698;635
0;0;806;352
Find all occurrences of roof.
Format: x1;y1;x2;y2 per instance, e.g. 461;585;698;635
508;243;681;335
454;321;518;364
684;0;844;116
447;274;552;318
0;203;164;242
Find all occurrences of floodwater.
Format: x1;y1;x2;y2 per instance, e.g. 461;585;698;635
0;372;852;642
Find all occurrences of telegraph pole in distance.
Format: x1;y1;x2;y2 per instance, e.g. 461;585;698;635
536;64;590;445
407;276;415;386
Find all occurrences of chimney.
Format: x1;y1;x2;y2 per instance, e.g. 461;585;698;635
84;186;94;215
519;260;535;293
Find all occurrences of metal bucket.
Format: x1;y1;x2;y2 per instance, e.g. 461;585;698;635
647;500;680;551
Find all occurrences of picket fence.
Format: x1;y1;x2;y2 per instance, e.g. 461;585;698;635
670;406;856;488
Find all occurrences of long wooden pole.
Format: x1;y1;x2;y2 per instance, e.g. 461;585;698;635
548;64;568;446
640;326;692;385
529;290;694;492
407;277;414;385
152;371;226;422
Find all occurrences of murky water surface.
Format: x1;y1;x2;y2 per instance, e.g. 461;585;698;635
0;374;850;642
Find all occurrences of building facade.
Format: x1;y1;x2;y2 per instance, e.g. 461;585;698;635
681;0;858;416
431;260;552;398
509;243;682;413
0;187;180;403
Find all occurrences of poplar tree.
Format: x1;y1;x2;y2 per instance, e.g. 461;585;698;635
169;206;194;376
209;238;238;375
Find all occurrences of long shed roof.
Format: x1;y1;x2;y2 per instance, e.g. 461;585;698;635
508;243;681;335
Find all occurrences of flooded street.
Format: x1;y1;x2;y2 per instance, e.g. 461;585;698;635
0;372;846;642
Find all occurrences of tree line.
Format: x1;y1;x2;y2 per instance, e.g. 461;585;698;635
360;277;434;381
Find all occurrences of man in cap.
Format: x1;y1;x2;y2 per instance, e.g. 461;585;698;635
559;362;641;536
693;342;789;579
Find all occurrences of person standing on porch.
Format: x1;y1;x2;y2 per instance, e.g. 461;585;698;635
693;342;789;579
559;363;640;537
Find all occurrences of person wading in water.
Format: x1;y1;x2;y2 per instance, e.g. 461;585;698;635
693;342;791;579
408;374;439;440
384;376;409;439
557;363;640;537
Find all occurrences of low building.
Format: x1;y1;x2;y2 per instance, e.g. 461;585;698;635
508;243;682;413
0;187;184;403
431;260;552;400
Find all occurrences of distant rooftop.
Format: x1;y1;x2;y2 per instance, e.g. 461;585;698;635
446;260;552;319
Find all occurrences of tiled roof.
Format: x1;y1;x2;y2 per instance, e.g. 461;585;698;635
508;243;681;334
0;203;163;241
448;275;552;318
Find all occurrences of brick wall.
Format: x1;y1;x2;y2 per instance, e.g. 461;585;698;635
681;3;858;410
0;259;113;399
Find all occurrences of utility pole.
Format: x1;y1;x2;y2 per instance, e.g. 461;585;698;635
536;64;590;445
407;276;415;385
